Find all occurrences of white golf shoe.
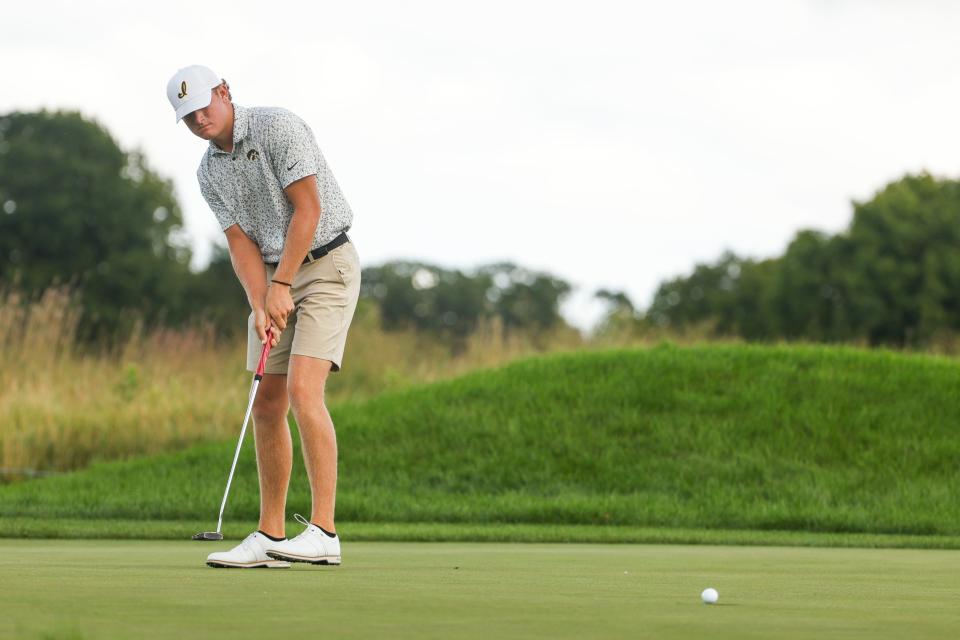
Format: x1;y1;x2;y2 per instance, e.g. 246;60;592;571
265;513;341;565
206;531;292;569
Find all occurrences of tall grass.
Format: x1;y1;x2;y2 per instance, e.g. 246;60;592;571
0;288;585;479
0;288;243;478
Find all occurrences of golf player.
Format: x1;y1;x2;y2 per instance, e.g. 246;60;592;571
166;65;360;568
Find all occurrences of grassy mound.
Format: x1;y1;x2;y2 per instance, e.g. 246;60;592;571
2;343;959;536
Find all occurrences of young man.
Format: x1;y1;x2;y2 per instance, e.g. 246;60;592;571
166;64;361;568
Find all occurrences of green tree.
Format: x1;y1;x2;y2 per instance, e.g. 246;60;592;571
476;262;572;336
591;289;641;339
644;173;960;348
0;110;190;340
359;260;572;349
183;245;250;337
359;261;477;334
767;231;854;341
647;251;773;337
845;173;960;346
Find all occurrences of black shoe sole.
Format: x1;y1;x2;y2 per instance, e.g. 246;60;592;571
206;561;290;569
265;551;341;566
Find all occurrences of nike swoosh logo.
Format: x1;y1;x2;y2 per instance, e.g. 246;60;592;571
287;161;300;171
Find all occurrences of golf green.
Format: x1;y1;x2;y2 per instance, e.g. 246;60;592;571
1;540;957;639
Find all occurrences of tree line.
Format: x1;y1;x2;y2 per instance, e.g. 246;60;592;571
605;173;960;349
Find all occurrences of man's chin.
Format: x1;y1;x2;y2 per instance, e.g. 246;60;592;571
194;126;215;140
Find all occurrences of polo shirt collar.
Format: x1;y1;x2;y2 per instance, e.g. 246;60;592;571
209;103;249;155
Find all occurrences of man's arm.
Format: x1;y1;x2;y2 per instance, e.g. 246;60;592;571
272;175;322;284
224;224;277;346
262;174;322;332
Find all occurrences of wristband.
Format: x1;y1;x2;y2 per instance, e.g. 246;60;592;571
271;279;293;287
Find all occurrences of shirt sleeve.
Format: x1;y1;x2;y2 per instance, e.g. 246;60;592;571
265;111;322;189
198;168;237;231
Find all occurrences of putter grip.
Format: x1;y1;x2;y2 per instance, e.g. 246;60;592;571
255;330;273;379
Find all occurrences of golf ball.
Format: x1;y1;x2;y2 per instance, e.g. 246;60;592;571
701;588;719;604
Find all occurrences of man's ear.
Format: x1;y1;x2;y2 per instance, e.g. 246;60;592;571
217;82;232;103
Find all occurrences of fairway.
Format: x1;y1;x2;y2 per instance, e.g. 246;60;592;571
2;541;957;639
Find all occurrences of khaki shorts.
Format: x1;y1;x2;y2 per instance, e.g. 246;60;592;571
247;240;361;375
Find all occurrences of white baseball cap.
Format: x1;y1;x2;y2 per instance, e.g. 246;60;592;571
166;65;223;122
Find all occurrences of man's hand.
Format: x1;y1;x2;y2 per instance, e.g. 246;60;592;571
253;308;281;347
265;283;295;333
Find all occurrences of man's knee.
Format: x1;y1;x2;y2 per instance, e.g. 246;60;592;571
287;358;332;412
253;375;289;423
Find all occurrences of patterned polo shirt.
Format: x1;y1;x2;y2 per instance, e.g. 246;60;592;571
196;103;353;263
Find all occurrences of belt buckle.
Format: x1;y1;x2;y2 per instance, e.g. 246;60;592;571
304;246;325;265
304;236;341;265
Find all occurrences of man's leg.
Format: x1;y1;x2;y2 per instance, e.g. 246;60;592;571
287;355;337;532
251;373;292;538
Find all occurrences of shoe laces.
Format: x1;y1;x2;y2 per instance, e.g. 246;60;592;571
294;513;312;528
290;513;321;543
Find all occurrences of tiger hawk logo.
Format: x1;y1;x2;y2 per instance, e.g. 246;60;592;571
247;149;260;161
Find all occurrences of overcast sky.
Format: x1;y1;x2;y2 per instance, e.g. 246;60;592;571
4;0;959;331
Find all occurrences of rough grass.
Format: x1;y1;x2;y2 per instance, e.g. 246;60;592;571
2;343;959;538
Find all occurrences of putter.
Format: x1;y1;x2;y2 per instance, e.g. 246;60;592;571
193;329;274;541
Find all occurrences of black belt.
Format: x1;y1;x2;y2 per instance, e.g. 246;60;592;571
265;232;350;267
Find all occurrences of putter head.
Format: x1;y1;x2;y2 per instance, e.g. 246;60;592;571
192;531;224;541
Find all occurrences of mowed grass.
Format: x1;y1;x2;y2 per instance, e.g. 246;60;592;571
1;540;958;640
2;343;960;538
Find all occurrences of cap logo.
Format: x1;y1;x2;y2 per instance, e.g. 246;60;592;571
177;81;188;100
